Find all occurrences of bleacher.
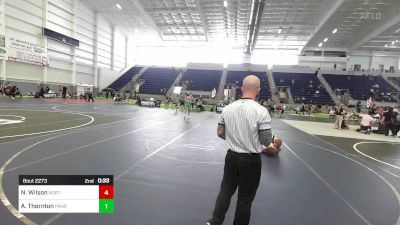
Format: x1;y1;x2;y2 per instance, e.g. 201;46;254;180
139;68;180;94
388;76;400;87
108;66;143;91
273;72;333;105
323;74;397;102
225;71;271;99
181;69;222;91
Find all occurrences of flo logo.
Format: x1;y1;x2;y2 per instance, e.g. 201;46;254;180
0;115;25;125
360;11;382;20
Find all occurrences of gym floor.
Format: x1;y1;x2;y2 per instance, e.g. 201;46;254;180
0;100;399;225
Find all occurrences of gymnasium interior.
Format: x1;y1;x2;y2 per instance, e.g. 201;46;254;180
0;0;400;224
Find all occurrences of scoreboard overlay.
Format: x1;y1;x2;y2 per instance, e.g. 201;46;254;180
18;175;114;213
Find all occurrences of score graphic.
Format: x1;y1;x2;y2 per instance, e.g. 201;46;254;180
18;175;114;213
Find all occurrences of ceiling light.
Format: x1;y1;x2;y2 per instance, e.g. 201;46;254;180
318;42;323;47
385;44;388;47
324;37;328;42
392;41;395;44
116;3;122;10
396;40;399;42
223;0;228;8
278;29;282;34
332;28;338;34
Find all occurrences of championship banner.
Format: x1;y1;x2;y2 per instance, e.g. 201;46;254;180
0;35;7;60
6;37;49;67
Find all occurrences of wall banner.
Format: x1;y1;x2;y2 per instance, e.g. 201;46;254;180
6;37;48;67
0;35;7;60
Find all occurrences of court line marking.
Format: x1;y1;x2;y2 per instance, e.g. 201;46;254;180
41;214;63;225
0;109;94;139
274;123;400;224
0;117;177;225
0;111;93;225
289;139;400;225
309;132;400;179
381;158;400;161
52;105;158;116
42;113;215;225
0;109;188;225
183;144;216;151
4;119;174;173
0;115;26;121
354;142;400;170
278;120;400;181
0;113;158;146
118;179;172;189
284;142;372;225
157;154;224;164
0;116;96;132
115;122;202;180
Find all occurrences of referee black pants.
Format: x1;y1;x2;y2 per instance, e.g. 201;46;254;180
209;150;262;225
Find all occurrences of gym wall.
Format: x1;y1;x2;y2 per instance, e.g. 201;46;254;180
0;0;127;92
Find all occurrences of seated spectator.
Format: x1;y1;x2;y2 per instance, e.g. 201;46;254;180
15;87;22;98
113;93;122;103
10;86;17;99
295;105;300;114
4;82;11;97
356;114;374;134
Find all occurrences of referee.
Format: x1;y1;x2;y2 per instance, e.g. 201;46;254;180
207;75;274;225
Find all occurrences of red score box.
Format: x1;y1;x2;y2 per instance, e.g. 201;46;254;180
99;185;114;199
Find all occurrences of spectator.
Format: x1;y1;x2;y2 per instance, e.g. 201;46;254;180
307;104;312;115
62;86;67;98
329;107;335;119
4;82;11;97
392;108;399;137
356;101;362;113
381;107;394;136
15;87;21;98
295;105;300;114
87;91;95;102
10;86;17;99
300;103;306;115
356;114;373;134
334;104;345;130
